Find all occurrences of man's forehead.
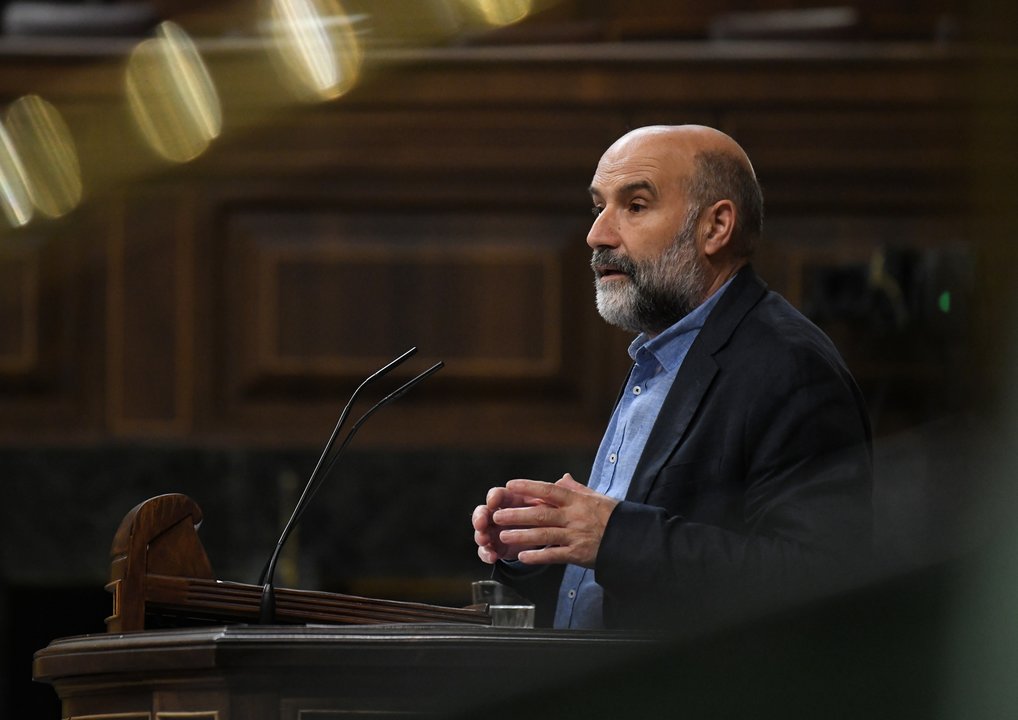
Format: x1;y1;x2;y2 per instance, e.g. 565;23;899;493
590;144;687;196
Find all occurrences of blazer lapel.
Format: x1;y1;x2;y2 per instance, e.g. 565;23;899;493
626;265;768;504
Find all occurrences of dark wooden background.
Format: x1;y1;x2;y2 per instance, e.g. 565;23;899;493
2;0;1017;715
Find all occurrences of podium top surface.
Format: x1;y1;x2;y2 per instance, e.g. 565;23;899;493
35;623;652;683
32;625;658;719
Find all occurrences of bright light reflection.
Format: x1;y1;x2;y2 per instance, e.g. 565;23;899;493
125;21;222;164
5;95;82;219
461;0;533;26
0;122;34;227
268;0;363;101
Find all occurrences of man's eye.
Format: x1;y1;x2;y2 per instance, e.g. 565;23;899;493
591;206;603;217
629;202;645;213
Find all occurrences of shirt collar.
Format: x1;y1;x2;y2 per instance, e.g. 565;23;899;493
627;275;736;372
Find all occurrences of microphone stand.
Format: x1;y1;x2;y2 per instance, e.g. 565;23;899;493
257;348;442;624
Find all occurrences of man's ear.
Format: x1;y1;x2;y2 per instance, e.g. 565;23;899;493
702;199;736;257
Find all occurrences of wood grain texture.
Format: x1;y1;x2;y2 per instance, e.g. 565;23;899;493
0;39;991;447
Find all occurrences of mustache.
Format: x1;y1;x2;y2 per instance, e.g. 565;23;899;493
591;249;638;277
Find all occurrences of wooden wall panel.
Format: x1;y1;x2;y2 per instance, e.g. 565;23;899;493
724;109;968;209
107;193;194;436
211;207;603;447
0;39;995;447
0;218;105;441
575;0;967;40
730;110;965;172
226;210;572;382
207;106;623;186
0;244;39;375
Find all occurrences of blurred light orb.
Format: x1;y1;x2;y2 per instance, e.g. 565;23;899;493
0;122;34;227
5;95;83;219
126;21;222;164
267;0;363;102
462;0;533;26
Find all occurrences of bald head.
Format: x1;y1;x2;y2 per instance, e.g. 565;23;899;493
602;125;763;257
605;125;753;169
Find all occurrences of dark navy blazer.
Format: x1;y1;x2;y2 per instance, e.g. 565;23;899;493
496;265;873;630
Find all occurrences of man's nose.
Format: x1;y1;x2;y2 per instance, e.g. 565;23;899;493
586;208;620;250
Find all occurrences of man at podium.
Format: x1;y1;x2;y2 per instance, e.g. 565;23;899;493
471;125;873;631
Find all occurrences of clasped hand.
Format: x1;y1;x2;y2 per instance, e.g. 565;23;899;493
471;474;619;569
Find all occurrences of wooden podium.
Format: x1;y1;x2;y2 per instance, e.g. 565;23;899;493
33;495;954;718
33;625;647;719
104;494;492;630
33;494;648;718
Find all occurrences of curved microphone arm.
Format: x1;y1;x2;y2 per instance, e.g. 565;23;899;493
257;347;417;589
257;351;443;624
296;361;444;524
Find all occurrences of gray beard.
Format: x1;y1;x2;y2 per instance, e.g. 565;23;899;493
592;211;707;335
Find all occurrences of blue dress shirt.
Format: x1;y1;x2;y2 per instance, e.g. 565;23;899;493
554;280;733;629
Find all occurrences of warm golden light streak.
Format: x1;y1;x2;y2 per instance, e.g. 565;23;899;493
5;95;82;219
277;0;337;92
0;122;34;228
461;0;533;27
267;0;363;101
355;0;467;44
125;21;222;164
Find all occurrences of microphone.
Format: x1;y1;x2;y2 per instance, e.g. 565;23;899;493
258;345;416;593
291;360;444;528
257;348;442;624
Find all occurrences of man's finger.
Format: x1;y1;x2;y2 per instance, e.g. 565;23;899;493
492;503;560;528
555;473;594;494
505;478;572;505
516;545;572;565
471;505;490;531
485;486;510;510
499;526;568;548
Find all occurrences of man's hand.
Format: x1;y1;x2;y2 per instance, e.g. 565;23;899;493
472;485;542;564
488;474;619;569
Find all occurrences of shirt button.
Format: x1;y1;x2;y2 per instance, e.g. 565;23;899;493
608;453;617;464
632;386;642;395
567;589;576;599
